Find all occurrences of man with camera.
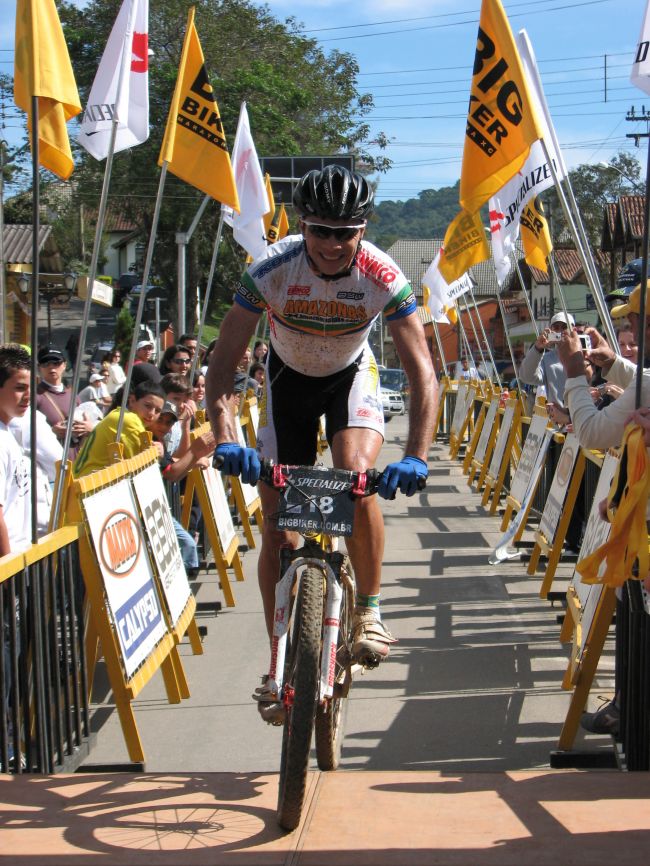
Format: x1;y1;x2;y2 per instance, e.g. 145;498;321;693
519;311;577;408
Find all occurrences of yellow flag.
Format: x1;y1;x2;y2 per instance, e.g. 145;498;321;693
14;0;81;180
460;0;544;214
278;203;290;240
521;196;552;273
263;174;276;237
439;210;490;284
159;7;239;210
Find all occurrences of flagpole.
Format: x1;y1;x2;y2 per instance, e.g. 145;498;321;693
51;0;139;529
458;292;488;375
177;193;211;339
539;138;617;346
634;139;650;410
30;95;40;546
468;285;499;381
431;319;447;376
116;161;169;441
190;209;225;388
514;258;539;337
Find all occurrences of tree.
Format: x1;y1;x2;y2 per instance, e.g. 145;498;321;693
54;0;389;327
541;151;642;246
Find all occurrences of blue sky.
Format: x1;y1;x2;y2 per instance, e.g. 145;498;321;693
1;0;649;201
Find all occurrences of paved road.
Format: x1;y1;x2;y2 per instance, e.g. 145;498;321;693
85;413;615;773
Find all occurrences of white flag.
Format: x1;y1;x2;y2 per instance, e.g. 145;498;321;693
488;141;556;285
422;252;473;323
78;0;149;160
487;30;567;286
222;102;270;260
631;0;650;96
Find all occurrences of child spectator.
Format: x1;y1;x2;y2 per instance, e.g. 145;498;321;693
73;381;166;478
0;345;32;555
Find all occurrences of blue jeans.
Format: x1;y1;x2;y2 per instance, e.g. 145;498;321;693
172;517;198;571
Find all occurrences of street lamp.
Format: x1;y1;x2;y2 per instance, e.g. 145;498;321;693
17;272;31;295
598;161;644;193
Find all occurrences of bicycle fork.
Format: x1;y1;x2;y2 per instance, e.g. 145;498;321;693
268;548;348;704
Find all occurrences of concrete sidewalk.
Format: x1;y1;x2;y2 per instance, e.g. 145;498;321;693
84;414;615;772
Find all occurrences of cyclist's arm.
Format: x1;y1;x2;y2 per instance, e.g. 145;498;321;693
388;312;437;461
205;303;261;444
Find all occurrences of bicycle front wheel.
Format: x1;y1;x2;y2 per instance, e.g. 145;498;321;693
277;565;324;832
315;557;354;770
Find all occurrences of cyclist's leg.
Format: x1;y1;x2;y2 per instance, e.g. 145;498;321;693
330;426;384;598
331;427;397;662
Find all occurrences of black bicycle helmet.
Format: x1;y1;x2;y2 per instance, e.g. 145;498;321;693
292;165;374;221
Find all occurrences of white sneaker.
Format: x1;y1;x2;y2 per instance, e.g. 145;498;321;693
352;609;397;667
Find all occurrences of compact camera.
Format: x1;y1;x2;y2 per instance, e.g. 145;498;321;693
546;331;563;342
578;334;592;352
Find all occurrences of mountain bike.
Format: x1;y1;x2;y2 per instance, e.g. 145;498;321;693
258;460;382;831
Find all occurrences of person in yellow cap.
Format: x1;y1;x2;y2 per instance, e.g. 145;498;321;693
556;280;650;451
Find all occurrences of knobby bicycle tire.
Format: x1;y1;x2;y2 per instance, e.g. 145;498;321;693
314;558;354;770
276;565;324;831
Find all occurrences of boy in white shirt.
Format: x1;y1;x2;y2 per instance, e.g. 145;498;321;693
0;345;32;555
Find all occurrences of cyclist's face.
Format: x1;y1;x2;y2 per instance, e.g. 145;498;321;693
301;218;365;277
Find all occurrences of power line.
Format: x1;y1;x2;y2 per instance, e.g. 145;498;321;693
317;0;612;43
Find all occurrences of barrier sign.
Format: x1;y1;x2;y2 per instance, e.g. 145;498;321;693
82;480;167;678
509;412;550;505
132;463;192;627
538;433;580;543
487;401;516;481
203;466;237;552
474;396;499;465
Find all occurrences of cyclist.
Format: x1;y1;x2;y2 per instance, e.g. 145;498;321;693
206;165;436;721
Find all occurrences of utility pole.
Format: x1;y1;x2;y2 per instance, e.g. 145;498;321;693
625;105;650;409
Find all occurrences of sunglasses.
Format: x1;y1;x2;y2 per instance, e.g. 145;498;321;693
303;222;364;242
171;357;191;364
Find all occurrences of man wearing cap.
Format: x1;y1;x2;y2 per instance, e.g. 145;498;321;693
134;340;154;365
519;312;576;406
77;372;111;413
35;346;94;453
556;281;650;449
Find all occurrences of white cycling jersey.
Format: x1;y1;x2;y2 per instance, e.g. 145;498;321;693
235;235;416;376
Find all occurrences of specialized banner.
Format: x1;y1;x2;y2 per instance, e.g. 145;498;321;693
422;251;473;323
132;463;191;627
488;141;556;284
438;210;490;284
78;0;149;160
460;0;543;214
82;479;167;678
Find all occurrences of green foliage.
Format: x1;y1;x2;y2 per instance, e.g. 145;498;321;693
542;151;642;245
114;304;135;362
52;0;387;328
366;183;461;248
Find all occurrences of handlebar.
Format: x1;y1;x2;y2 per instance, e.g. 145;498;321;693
258;459;383;498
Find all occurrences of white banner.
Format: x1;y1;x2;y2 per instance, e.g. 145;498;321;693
222;102;270;260
490;427;554;564
82;479;166;678
78;0;149;160
631;0;650;96
203;466;237;553
538;432;580;543
131;463;192;627
422;251;473;322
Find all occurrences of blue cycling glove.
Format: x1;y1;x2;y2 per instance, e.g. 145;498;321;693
379;456;428;500
215;443;261;485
